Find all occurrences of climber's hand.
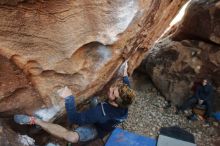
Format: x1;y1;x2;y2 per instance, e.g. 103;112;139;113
199;99;204;105
57;86;72;98
123;60;128;77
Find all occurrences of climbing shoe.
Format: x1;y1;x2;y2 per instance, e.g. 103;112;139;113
14;114;36;125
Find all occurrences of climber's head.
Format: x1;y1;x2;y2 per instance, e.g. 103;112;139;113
108;84;135;108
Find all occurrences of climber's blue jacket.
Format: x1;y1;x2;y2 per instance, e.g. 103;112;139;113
65;76;130;138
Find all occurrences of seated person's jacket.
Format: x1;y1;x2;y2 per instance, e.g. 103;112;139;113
65;76;130;138
195;83;213;101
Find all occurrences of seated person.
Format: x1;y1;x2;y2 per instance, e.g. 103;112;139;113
14;62;136;143
176;78;213;121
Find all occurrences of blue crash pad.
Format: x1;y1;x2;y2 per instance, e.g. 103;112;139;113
105;128;156;146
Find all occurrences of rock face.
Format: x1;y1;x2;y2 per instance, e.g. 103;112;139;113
144;0;220;109
0;0;187;120
173;0;220;44
0;120;35;146
0;55;43;115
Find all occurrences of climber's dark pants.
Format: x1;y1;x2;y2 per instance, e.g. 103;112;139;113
180;96;212;117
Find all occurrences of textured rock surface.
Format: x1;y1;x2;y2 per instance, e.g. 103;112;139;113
143;0;220;107
174;0;220;44
0;0;25;6
0;120;35;146
0;55;43;115
0;0;186;119
145;38;220;106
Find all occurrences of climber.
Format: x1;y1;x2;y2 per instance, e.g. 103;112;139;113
14;61;136;143
176;78;213;125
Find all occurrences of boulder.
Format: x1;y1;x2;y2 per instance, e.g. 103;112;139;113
143;0;220;109
0;0;187;120
0;120;35;146
145;39;220;105
174;0;220;44
0;55;43;115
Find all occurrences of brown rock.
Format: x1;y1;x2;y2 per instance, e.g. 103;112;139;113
0;55;43;115
0;0;26;6
174;0;220;45
0;0;187;120
145;39;220;105
0;120;33;146
143;0;220;108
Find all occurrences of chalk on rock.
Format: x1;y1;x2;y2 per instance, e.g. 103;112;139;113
34;106;61;122
18;135;35;146
117;60;128;76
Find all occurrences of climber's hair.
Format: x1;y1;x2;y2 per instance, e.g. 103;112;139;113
115;84;136;108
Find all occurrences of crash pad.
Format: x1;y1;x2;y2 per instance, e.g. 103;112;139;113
157;135;196;146
105;128;156;146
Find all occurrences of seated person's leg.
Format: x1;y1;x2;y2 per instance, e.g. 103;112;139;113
179;96;198;111
202;100;213;127
203;100;212;118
